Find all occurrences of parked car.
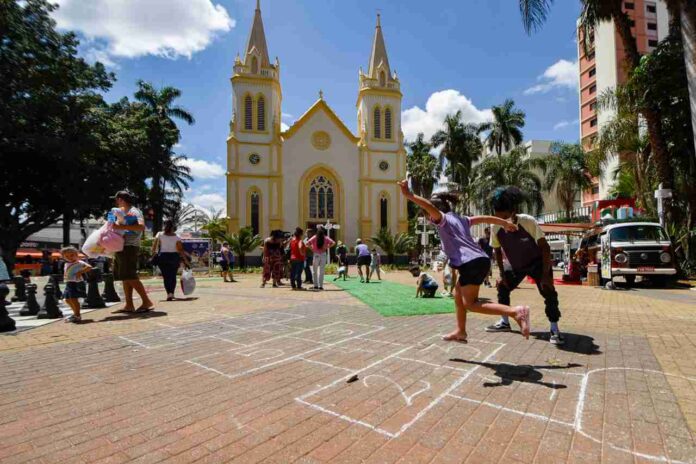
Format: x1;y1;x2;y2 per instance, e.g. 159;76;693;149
579;222;677;287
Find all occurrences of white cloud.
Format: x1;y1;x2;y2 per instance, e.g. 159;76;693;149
401;90;492;142
524;59;578;95
281;122;290;132
52;0;234;63
553;119;579;130
190;193;226;214
179;158;225;179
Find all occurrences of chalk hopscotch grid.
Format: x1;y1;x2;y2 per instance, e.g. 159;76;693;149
121;311;696;463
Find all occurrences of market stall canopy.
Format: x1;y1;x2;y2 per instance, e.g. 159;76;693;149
540;223;595;235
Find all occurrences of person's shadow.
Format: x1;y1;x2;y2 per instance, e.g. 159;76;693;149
449;359;582;389
97;310;168;322
530;332;602;355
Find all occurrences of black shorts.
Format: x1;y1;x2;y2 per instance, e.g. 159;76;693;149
63;281;86;299
220;261;230;272
114;246;139;281
357;255;371;266
455;257;491;287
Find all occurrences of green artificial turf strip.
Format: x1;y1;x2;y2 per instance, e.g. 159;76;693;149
329;276;455;317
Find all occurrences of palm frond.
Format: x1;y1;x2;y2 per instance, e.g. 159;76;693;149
519;0;555;34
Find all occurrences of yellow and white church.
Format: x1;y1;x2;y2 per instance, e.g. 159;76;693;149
226;2;407;246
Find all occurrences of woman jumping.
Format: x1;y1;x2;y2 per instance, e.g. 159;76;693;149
398;180;530;342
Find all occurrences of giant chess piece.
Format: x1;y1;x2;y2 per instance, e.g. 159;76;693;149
101;273;120;303
0;284;16;332
11;276;27;302
19;284;40;316
50;274;63;300
82;269;106;309
37;282;63;319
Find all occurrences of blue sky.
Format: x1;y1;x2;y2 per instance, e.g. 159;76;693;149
53;0;582;212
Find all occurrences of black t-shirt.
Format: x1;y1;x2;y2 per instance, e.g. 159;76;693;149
478;237;493;258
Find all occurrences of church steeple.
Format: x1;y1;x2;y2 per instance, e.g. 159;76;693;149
244;0;270;68
367;13;391;81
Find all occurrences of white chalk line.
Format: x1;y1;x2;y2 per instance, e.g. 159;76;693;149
362;376;431;406
186;325;386;381
298;357;353;372
394;356;471;373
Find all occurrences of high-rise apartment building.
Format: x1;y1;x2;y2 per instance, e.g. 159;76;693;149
578;0;669;205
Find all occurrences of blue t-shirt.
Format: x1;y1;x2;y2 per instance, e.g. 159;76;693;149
356;244;370;257
435;213;487;267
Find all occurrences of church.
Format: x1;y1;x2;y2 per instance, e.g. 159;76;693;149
226;1;407;248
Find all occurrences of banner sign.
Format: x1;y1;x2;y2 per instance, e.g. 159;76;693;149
181;239;212;268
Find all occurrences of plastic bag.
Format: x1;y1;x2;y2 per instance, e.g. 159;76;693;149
180;269;196;296
82;228;112;258
99;223;124;253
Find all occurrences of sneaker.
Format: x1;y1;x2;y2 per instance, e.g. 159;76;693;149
485;320;511;332
65;315;81;324
550;331;566;346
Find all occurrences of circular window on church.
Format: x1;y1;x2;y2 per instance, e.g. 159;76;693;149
379;160;389;172
248;153;260;165
311;131;331;151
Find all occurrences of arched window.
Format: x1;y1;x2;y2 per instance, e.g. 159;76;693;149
250;190;260;235
251;56;258;74
257;95;265;131
309;176;334;220
380;195;388;230
384;107;392;140
373;106;381;139
244;95;253;130
379;71;386;87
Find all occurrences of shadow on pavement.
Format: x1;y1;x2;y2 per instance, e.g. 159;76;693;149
97;311;168;322
449;358;583;389
531;331;602;355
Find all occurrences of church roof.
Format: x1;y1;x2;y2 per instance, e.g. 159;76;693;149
367;14;391;79
245;0;271;67
282;98;359;143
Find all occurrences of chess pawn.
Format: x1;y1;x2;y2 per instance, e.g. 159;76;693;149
19;284;40;316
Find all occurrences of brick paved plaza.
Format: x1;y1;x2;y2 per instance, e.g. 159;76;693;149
1;273;695;464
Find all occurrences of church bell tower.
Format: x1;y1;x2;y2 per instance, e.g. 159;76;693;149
227;0;283;235
356;14;407;238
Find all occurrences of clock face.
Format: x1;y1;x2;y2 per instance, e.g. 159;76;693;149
379;160;389;171
248;153;260;165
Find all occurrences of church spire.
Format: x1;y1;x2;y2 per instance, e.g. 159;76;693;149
245;0;270;67
367;13;391;79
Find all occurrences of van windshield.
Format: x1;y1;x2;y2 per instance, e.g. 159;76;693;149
610;225;668;242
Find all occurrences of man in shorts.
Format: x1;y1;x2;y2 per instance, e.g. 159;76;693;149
111;191;154;312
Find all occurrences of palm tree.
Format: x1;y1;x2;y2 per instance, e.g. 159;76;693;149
479;99;526;156
164;201;209;230
517;0;680;210
472;146;546;215
431;112;483;186
369;228;416;264
543;142;594;220
406;133;438;198
225;227;263;269
134;80;195;233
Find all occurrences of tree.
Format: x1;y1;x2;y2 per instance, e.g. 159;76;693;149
406;133;438;198
225;227;263;269
164;201;209;230
472;146;546;215
134;80;195;234
479;99;526;156
369;228;416;264
431;112;483;187
543;142;594;220
0;0;115;271
517;0;677;215
201;209;228;244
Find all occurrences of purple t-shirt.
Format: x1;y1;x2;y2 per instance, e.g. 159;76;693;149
435;213;487;267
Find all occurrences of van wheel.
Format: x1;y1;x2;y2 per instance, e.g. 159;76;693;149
624;275;636;287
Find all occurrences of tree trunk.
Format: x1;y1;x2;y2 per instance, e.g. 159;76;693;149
614;11;674;218
681;3;696;158
63;209;72;246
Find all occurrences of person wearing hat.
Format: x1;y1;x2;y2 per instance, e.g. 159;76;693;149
110;190;154;312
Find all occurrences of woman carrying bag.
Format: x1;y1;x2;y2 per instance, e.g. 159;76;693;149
152;220;190;301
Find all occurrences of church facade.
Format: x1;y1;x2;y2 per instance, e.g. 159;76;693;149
226;2;407;248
